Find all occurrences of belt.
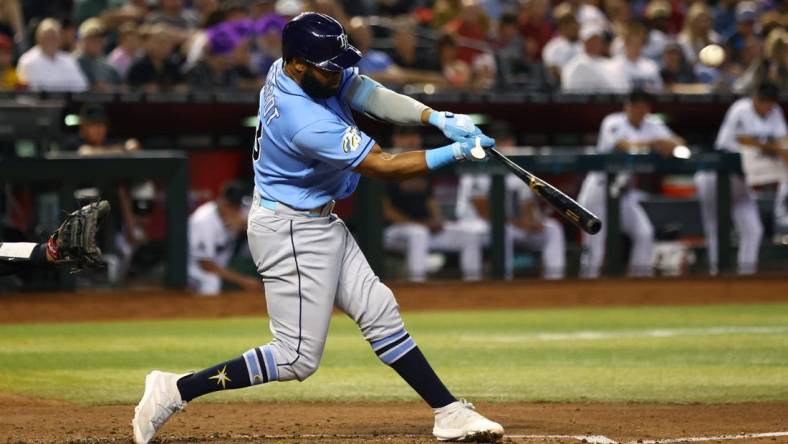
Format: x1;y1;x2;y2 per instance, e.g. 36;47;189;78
256;194;335;218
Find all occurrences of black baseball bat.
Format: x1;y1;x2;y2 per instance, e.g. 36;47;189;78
487;148;602;235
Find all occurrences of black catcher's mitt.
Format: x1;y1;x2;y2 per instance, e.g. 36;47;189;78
47;200;111;271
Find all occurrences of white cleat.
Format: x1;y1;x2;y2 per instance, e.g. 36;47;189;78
132;370;189;444
433;400;504;442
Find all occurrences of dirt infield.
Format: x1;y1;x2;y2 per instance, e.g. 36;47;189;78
1;277;787;443
1;276;787;323
1;394;786;444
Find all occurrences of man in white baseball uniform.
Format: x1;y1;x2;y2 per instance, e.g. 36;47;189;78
383;127;483;282
694;82;786;275
456;124;566;279
188;181;260;295
578;89;685;278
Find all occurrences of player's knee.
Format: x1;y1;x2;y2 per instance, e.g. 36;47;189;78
408;225;430;243
291;357;321;381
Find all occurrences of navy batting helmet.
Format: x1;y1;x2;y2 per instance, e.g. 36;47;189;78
282;12;361;72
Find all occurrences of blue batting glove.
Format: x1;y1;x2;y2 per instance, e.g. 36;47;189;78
428;111;482;142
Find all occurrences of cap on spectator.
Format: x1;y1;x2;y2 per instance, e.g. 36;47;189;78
579;24;604;41
208;27;242;55
645;0;671;20
80;103;107;124
220;181;249;207
553;2;575;24
254;14;286;35
78;18;106;39
756;81;779;101
735;1;758;23
0;35;12;52
627;87;655;104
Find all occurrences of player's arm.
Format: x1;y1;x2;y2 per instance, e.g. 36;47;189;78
354;137;493;182
736;135;785;156
197;260;260;292
0;242;53;276
341;74;486;142
516;200;545;231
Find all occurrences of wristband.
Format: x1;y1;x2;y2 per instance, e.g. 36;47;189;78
425;144;458;170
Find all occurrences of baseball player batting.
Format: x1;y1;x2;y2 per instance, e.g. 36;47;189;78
132;12;503;443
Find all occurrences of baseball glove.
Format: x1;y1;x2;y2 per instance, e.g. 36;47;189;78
47;200;111;271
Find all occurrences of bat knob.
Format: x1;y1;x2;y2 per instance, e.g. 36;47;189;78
470;137;486;160
587;218;603;235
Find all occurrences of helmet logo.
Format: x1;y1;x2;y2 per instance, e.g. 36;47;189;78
337;34;348;49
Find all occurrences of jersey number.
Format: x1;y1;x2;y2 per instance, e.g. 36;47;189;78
252;120;262;161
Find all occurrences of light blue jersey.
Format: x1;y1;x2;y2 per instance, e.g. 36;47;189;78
252;59;376;210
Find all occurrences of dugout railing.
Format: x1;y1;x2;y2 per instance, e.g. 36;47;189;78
354;150;743;279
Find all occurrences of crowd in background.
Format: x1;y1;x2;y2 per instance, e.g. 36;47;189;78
0;0;785;94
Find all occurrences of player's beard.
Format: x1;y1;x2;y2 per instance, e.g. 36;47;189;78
301;69;339;99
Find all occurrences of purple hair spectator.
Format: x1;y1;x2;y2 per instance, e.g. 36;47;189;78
250;14;286;76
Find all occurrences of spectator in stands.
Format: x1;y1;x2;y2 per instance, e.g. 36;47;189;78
713;0;739;40
0;0;25;50
442;0;491;66
16;19;88;92
518;0;551;62
250;14;285;76
566;0;609;30
660;41;698;92
349;16;446;88
73;0;153;27
188;27;257;90
188;181;259;296
455;123;566;280
75;18;122;92
127;24;184;92
390;19;440;72
607;21;664;92
59;17;79;53
578;89;685;278
348;16;393;76
193;0;219;25
561;23;614;92
383;127;483;282
108;23;141;80
615;0;669;61
724;1;760;68
542;3;581;84
0;35;19;90
735;28;788;95
677;3;720;66
494;11;531;86
604;0;631;42
147;0;199;30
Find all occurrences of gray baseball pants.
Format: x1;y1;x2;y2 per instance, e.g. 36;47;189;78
244;191;413;384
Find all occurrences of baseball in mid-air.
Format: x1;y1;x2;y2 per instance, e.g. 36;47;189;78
699;44;725;67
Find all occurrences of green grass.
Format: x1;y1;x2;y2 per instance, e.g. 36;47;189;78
0;304;787;405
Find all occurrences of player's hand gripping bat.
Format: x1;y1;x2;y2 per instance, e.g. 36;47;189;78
470;140;602;235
